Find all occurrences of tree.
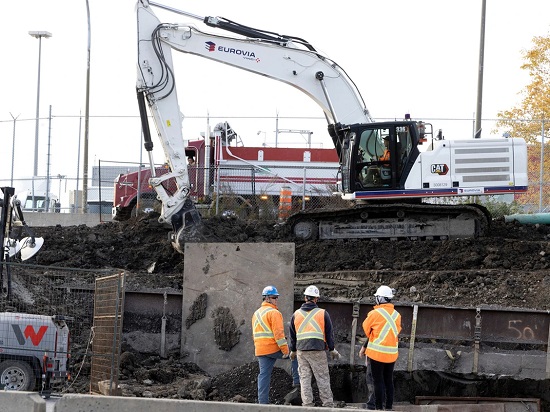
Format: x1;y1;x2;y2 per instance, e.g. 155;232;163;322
495;33;550;211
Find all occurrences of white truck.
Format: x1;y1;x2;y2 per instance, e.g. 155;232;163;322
16;182;59;213
0;312;70;391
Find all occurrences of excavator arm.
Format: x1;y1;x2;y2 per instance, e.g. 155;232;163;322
136;0;372;252
138;1;372;128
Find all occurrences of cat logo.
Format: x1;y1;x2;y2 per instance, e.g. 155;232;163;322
431;164;449;175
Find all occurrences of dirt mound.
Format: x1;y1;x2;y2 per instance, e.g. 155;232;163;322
32;215;550;309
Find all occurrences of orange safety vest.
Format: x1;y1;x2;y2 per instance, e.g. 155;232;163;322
252;302;289;356
379;149;390;162
294;308;326;344
363;304;401;363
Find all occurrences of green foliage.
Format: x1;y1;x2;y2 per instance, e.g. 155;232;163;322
482;197;523;219
495;33;550;143
494;31;550;211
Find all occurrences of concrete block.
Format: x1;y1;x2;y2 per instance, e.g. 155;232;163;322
479;352;522;376
123;331;180;354
181;243;295;376
398;344;548;379
97;380;122;396
54;395;344;412
0;391;46;412
394;405;504;411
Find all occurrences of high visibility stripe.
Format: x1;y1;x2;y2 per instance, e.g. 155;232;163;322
376;308;399;336
253;307;275;339
296;308;324;341
368;341;398;354
276;337;288;346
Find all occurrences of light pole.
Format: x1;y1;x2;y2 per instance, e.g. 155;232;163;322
257;130;267;146
29;31;52;176
57;174;66;212
9;113;19;187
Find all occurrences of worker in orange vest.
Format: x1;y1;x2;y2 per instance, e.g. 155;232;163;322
379;136;391;162
252;285;299;404
289;285;340;408
362;285;402;411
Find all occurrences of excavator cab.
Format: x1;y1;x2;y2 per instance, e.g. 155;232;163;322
344;121;419;193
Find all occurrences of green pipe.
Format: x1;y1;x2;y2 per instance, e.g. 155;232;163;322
504;213;550;224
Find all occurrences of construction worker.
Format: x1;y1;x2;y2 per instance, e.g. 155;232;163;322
363;136;391;186
252;285;299;404
289;285;340;408
379;136;391;162
362;285;402;411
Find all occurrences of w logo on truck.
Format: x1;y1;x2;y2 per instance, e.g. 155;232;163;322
12;324;48;346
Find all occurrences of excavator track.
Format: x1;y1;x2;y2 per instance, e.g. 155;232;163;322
286;203;490;241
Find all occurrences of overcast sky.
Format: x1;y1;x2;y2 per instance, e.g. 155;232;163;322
1;0;549;195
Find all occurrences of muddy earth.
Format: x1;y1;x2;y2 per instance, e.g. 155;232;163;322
13;214;550;404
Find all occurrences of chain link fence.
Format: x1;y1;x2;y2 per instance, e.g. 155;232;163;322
101;161;348;221
1;114;548;217
0;263;121;394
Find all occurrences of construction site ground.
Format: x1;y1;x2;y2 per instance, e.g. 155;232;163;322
12;213;550;408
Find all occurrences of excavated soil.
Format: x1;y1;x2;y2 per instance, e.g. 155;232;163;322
33;213;550;309
11;214;550;404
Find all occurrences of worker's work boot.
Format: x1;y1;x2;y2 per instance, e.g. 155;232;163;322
283;385;301;405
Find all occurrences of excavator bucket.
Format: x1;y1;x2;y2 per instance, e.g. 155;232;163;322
170;198;202;254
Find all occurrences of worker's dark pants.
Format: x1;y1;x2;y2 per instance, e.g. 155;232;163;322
365;359;376;409
369;358;395;410
257;351;299;404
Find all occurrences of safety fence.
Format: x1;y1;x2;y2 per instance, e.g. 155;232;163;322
0;264;121;394
89;273;125;396
1;152;548;220
101;161;347;221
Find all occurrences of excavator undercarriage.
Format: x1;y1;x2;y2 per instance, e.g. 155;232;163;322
287;203;490;241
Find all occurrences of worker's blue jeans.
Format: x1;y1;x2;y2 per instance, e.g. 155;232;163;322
257;351;299;404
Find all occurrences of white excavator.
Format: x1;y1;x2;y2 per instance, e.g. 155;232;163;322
135;1;528;253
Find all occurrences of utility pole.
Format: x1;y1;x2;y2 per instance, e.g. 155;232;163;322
474;0;487;139
83;0;91;213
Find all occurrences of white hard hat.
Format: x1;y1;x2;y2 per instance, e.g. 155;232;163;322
374;285;394;299
304;285;320;298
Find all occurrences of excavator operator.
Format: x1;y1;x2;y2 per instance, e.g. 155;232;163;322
363;136;390;187
379;136;390;163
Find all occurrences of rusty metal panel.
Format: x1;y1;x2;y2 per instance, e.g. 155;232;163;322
89;272;125;395
406;306;479;341
321;302;550;347
479;308;550;345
